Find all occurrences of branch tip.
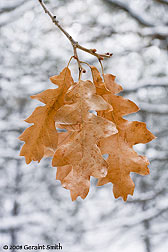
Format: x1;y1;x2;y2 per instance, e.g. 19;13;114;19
38;0;113;75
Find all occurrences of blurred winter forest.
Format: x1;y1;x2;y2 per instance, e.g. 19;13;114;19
0;0;168;252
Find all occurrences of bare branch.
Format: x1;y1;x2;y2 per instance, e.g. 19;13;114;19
103;0;154;27
38;0;112;73
141;26;168;38
154;0;168;5
127;188;166;203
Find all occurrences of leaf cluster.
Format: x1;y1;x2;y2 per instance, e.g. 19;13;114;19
19;66;155;201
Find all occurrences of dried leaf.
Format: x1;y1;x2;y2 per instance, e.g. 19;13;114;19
91;66;155;201
19;67;73;164
19;64;155;202
52;79;117;200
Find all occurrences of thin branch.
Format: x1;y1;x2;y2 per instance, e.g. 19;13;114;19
38;0;112;73
73;46;84;77
127;188;166;203
154;0;168;5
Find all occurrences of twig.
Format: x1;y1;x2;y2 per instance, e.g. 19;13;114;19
38;0;112;74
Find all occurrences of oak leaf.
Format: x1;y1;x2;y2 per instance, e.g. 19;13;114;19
19;67;73;164
52;79;118;200
19;64;155;202
91;66;155;201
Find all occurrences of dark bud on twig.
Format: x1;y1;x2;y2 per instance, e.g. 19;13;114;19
110;53;113;56
106;52;110;55
99;56;104;61
91;49;97;53
73;56;78;60
83;69;86;73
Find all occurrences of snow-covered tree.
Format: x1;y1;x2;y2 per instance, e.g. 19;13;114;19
0;1;168;252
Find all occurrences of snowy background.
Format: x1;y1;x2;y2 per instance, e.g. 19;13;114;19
0;0;168;252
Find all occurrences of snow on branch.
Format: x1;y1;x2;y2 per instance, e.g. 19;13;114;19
122;77;168;93
0;0;25;15
141;26;168;38
154;0;168;5
104;0;154;27
0;213;50;232
127;189;165;203
0;1;34;28
139;102;168;114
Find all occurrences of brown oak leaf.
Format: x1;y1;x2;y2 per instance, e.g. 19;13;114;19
91;66;156;201
19;67;73;164
52;79;118;200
